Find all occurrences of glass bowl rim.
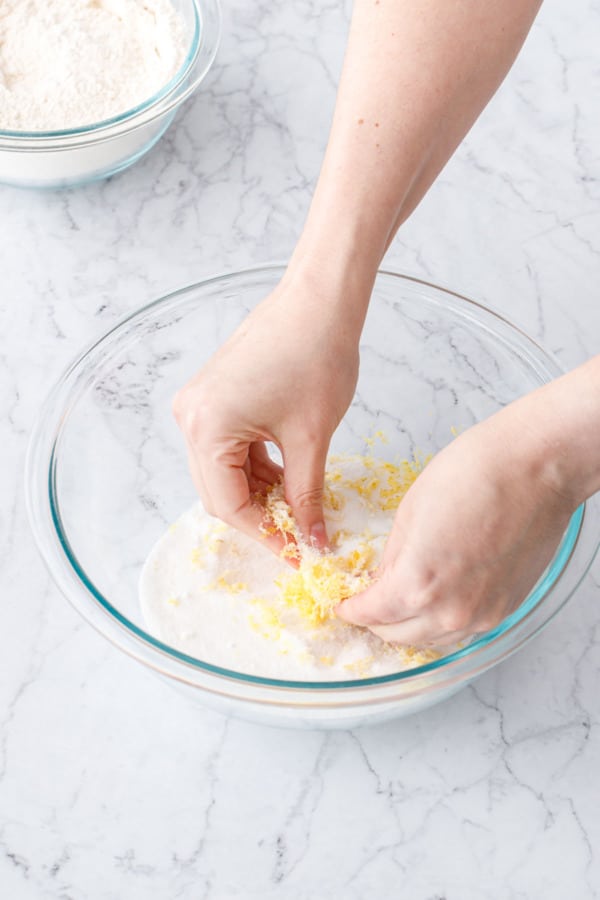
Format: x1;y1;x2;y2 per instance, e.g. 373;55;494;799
0;0;220;145
25;265;600;695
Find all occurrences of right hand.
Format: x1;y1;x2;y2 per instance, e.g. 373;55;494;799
173;271;363;552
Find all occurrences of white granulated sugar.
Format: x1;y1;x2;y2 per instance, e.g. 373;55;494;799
0;0;188;131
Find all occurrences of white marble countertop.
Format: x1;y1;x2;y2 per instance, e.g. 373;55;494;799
2;0;600;896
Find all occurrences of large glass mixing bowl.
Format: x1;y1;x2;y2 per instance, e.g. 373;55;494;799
26;266;599;728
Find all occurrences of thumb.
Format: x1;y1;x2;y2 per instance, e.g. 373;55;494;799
283;439;329;549
336;571;397;626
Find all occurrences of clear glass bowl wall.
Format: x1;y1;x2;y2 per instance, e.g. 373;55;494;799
26;267;599;729
0;0;220;188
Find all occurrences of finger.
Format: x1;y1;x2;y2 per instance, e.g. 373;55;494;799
184;441;213;512
368;618;437;646
202;454;287;557
335;572;404;626
370;621;470;649
247;474;277;497
283;438;330;549
248;442;283;485
430;629;472;648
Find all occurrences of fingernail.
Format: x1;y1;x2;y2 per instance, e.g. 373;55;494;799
309;521;328;550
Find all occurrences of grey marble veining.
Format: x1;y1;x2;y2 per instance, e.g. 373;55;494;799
2;0;600;896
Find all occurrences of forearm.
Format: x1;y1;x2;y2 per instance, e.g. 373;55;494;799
288;0;542;321
512;355;600;506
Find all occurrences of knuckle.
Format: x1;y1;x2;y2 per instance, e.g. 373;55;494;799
172;385;196;425
289;486;324;510
438;606;471;633
476;613;502;633
402;586;430;613
403;567;437;610
171;387;187;424
301;428;328;449
172;388;212;444
185;410;206;444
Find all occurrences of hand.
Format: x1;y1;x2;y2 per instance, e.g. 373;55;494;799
173;270;362;552
336;401;576;646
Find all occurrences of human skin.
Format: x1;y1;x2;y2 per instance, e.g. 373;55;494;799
337;357;600;645
174;0;599;642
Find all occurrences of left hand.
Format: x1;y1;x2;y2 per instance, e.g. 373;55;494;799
336;401;576;646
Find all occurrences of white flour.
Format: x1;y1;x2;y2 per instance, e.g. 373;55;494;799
140;453;439;681
0;0;188;131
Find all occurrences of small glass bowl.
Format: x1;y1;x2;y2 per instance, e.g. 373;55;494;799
26;266;600;728
0;0;220;189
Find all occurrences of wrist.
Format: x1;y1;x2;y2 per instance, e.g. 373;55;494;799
506;357;600;509
282;227;378;341
289;215;380;290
